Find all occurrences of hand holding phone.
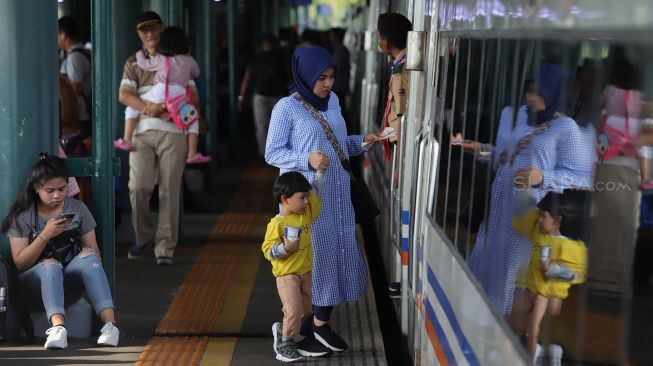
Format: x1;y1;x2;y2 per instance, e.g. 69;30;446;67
59;213;75;223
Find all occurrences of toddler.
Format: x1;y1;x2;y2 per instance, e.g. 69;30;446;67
509;191;587;363
262;171;325;362
114;26;211;164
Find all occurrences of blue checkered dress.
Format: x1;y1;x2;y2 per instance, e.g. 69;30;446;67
265;93;368;307
469;106;596;314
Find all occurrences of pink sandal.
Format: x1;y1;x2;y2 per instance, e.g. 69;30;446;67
186;153;212;164
114;138;133;151
640;180;653;191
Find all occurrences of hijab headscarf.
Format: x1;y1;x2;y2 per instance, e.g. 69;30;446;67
290;46;336;111
528;62;564;125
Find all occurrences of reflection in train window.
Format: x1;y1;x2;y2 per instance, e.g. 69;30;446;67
427;33;653;364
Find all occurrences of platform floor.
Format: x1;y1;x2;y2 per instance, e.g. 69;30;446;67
0;163;387;366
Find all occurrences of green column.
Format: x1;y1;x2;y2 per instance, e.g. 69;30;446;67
0;0;58;256
149;0;183;27
227;0;238;146
193;0;218;172
91;0;117;292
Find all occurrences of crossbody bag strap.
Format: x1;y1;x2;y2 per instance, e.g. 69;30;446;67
496;113;559;168
624;90;630;134
291;92;354;179
165;56;170;102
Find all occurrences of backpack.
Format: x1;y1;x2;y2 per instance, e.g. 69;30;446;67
0;255;35;344
67;48;93;119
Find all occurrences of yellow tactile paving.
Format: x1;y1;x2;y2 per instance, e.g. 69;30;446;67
212;242;262;333
135;165;278;366
135;336;208;366
198;338;238;366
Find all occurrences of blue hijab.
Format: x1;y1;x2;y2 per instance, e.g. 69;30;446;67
528;62;564;125
290;46;336;111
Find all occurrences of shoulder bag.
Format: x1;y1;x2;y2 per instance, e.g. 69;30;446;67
30;202;82;267
291;92;380;224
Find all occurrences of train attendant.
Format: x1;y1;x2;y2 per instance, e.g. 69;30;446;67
467;63;595;315
265;46;379;355
377;12;412;162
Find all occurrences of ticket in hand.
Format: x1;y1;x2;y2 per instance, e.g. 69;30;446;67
450;133;464;145
362;127;396;149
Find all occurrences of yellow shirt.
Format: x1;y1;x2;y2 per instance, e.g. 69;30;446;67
386;50;410;143
261;193;321;277
513;211;587;299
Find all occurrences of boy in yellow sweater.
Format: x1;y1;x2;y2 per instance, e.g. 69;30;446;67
262;171;326;362
510;191;587;362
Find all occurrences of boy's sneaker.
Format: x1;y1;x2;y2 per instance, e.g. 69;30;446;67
97;322;120;347
272;322;283;354
388;282;401;298
276;340;303;362
156;256;173;265
297;336;333;357
313;323;349;352
44;325;67;350
127;241;152;260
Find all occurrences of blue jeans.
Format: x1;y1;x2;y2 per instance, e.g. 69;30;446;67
19;252;114;323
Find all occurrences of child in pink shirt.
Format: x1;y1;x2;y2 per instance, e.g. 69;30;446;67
114;26;211;164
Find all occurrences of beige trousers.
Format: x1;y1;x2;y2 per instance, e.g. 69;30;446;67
588;163;641;295
129;130;187;259
276;271;312;337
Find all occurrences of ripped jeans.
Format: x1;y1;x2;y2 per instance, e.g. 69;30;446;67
19;252;114;323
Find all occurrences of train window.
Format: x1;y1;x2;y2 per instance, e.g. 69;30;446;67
425;31;653;364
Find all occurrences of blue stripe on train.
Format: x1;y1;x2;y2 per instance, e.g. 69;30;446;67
427;266;481;366
424;297;456;364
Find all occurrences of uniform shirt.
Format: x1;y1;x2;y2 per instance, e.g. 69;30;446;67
262;192;321;277
386;49;410;143
513;211;587;299
120;51;197;136
60;43;92;121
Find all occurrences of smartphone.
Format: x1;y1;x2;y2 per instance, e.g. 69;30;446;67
59;213;75;222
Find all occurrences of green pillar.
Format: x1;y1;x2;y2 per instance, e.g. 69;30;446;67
0;1;58;255
193;0;218;173
149;0;183;27
227;0;238;147
91;0;117;292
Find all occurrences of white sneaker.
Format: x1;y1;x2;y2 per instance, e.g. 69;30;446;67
547;344;563;366
97;322;119;347
44;325;68;350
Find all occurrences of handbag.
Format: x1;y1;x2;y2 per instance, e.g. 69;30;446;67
30;203;82;267
164;57;200;130
60;133;89;157
597;90;637;161
291;92;380;224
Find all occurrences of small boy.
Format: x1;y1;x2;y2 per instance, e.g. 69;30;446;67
262;171;325;362
510;191;587;363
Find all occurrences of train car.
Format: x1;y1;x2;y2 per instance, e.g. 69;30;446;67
357;0;653;365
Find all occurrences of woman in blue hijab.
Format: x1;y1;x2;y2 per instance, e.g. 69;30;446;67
265;46;379;357
466;62;596;319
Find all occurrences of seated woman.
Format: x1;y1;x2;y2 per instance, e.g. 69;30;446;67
1;154;119;350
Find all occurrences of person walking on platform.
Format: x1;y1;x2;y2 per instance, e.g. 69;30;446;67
377;12;412;163
2;154;119;350
58;16;92;153
263;171;331;362
237;35;290;157
266;46;380;354
119;11;192;265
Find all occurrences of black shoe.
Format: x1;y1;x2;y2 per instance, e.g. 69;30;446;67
296;336;333;357
313;323;349;352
